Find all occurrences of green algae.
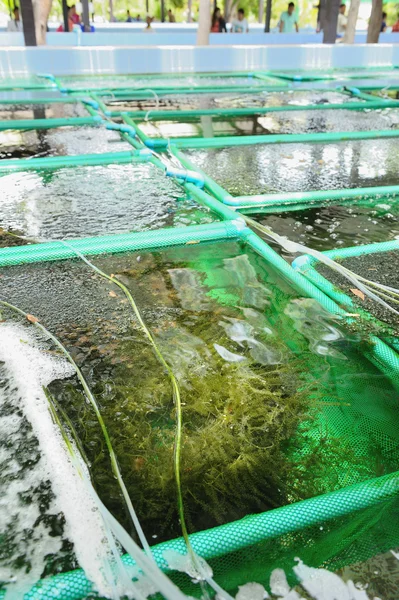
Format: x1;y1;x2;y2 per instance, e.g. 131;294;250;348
37;247;379;543
2;242;397;548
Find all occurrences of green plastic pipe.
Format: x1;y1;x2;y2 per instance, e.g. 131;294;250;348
6;469;399;600
262;70;336;82
0;97;80;105
172;128;399;149
0;222;240;268
300;239;399;267
91;85;288;100
123;117;150;145
107;99;399;120
170;146;234;204
0;151;141;173
0;116;100;131
90;93;110;115
227;184;399;209
186;184;242;223
343;87;394;103
0;82;55;91
354;83;399;91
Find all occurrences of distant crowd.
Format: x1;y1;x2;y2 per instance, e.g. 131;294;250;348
7;2;399;37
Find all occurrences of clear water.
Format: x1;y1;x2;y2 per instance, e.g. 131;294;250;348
0;102;87;121
106;90;360;113
0;125;131;159
138;107;399;138
254;203;399;251
0;163;215;240
187;138;399;195
0;164;214;240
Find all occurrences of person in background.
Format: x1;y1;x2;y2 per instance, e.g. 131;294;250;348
336;3;347;38
56;5;74;31
231;8;248;32
279;2;298;33
211;7;227;32
392;15;399;31
143;15;154;31
7;6;22;32
126;10;133;22
168;9;176;22
69;5;80;25
134;14;142;21
381;11;387;32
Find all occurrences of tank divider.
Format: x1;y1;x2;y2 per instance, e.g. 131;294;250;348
90;84;288;100
342;86;395;103
166;128;399;149
0;221;241;268
0;150;146;173
6;465;399;600
0;116;101;131
225;185;399;209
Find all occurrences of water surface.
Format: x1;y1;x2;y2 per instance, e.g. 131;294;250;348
0;125;131;159
187;138;399;195
0;163;215;240
0;102;87;121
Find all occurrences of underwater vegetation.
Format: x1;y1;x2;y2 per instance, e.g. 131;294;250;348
23;246;377;545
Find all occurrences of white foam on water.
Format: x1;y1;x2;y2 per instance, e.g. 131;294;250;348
163;549;213;583
293;559;370;600
0;323;127;599
270;568;290;596
235;582;269;599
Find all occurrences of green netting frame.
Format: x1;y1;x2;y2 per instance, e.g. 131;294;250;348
2;471;397;600
140;126;399;150
1;72;399;600
292;240;399;341
223;185;399;212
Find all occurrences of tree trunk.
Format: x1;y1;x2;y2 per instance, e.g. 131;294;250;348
323;0;340;43
197;0;211;45
61;0;69;32
258;0;264;24
109;0;114;22
20;0;53;48
224;0;231;22
264;0;271;31
318;0;327;31
343;0;360;43
367;0;382;43
187;0;193;22
20;0;37;46
82;0;90;31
